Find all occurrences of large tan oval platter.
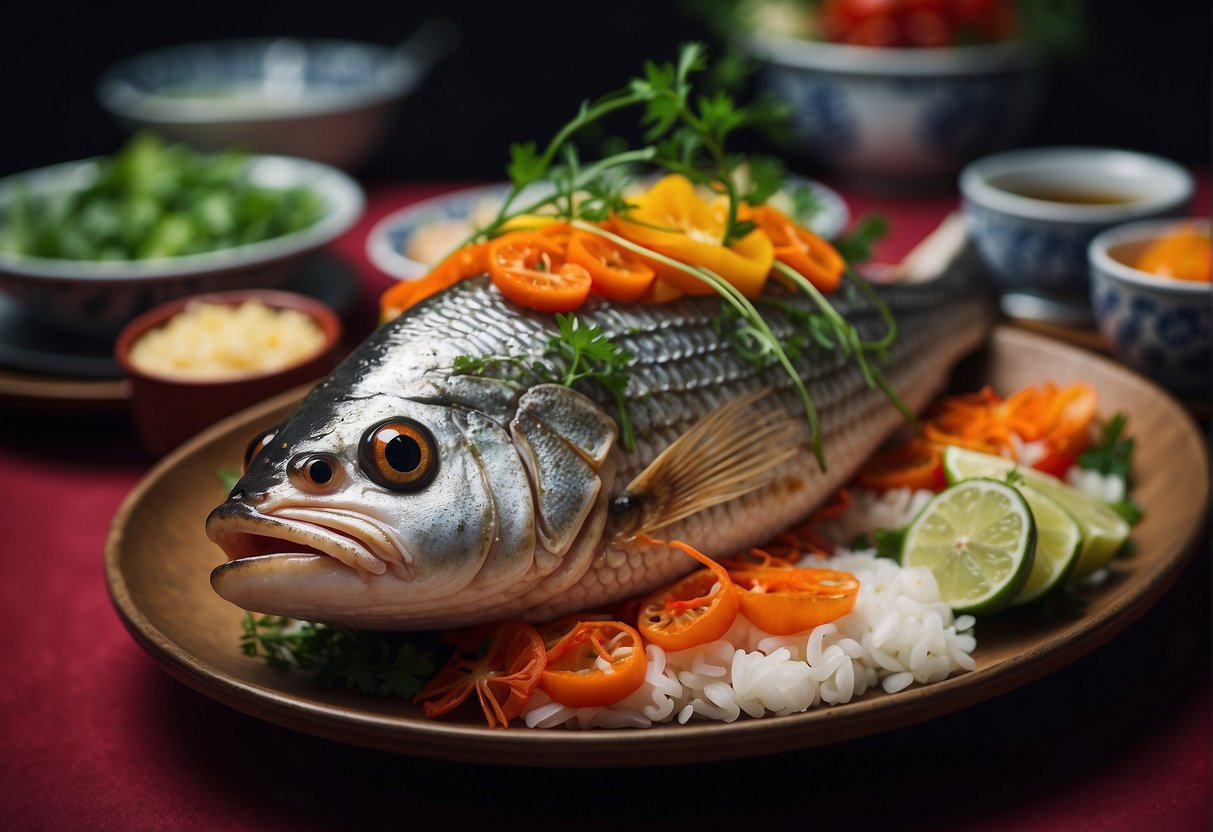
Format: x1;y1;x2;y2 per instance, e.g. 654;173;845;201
104;326;1209;767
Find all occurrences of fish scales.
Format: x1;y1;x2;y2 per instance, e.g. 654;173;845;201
207;270;991;630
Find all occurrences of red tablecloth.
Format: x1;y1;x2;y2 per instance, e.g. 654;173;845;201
1;181;1209;831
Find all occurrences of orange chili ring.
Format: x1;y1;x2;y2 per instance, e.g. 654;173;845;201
636;538;740;652
539;620;648;708
487;230;591;313
729;565;859;636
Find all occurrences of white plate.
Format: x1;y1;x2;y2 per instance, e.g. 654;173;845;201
366;178;851;281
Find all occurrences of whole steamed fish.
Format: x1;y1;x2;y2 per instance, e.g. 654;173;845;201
207;270;991;630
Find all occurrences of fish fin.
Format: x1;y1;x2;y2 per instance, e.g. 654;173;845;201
615;388;804;538
516;384;618;464
511;385;616;558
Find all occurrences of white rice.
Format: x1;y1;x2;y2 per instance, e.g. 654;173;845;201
523;465;1115;730
522;547;976;729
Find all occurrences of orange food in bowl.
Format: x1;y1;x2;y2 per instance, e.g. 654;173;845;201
1133;223;1211;282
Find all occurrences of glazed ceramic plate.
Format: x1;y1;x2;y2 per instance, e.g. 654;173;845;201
365;177;851;281
104;327;1208;766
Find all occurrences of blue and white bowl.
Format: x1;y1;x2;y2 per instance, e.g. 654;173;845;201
366;177;851;281
1089;218;1210;397
97;36;438;170
0;154;363;341
743;34;1045;189
961;147;1194;321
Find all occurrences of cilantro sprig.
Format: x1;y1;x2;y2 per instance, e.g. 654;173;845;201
1077;413;1133;481
240;613;435;698
469;42;788;249
453;313;636;450
1078;413;1141;524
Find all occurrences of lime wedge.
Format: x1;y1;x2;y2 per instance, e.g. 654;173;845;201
1011;487;1083;606
941;446;1130;579
902;478;1036;615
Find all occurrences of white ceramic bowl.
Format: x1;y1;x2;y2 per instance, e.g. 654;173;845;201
961;146;1194;321
0;154;364;340
743;34;1045;189
1088;217;1210;396
366;177;851;281
97;37;436;170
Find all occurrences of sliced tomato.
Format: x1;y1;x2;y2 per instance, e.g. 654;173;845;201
746;205;845;293
486;231;591;313
567;231;655;302
855;437;946;492
538;620;648;708
412;620;546;728
637;539;740;652
729;566;860;636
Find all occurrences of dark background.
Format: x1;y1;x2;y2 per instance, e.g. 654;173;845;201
0;0;1208;183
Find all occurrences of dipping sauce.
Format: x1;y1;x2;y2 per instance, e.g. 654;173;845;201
128;299;327;380
1133;223;1211;282
997;186;1139;205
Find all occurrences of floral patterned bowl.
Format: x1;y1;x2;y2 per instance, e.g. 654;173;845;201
742;34;1045;190
1088;218;1210;396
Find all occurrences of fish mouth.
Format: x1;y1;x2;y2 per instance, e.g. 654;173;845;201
206;502;413;581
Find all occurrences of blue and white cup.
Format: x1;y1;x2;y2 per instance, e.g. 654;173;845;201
960;147;1194;323
1088;218;1211;397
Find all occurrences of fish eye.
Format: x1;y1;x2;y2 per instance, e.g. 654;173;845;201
359;418;438;491
243;426;279;471
288;453;343;492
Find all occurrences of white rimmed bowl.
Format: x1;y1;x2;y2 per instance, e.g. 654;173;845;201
743;33;1045;189
97;37;435;171
0;154;364;340
961;147;1194;321
366;177;851;281
1089;218;1210;396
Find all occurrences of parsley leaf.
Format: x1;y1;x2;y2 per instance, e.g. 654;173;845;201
1077;413;1134;482
833;213;890;265
451;314;635;450
507;141;546;189
240;613;436;699
217;465;241;492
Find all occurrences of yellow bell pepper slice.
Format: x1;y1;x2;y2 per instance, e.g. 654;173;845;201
611;174;774;298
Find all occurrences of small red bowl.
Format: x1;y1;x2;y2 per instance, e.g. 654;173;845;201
114;289;342;457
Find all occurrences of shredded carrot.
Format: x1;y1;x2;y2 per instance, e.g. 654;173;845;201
922;382;1098;462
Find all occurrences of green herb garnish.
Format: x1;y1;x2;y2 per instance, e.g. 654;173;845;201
217;465;241;492
1077;413;1143;525
440;42;905;470
453;313;636;450
240;613;435;698
832;214;890;266
1078;413;1134;481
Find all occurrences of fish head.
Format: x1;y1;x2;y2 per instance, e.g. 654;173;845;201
206;379;538;628
206;374;618;630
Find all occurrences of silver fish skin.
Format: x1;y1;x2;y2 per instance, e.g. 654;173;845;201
206;270;991;630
